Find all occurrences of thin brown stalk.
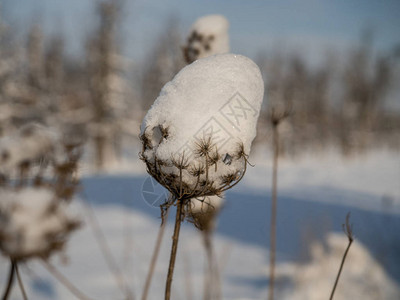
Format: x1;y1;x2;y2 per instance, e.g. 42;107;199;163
41;260;93;300
203;232;220;300
2;259;16;300
141;207;170;300
203;232;212;300
15;263;28;300
83;198;135;300
165;199;184;300
268;120;279;300
329;213;354;300
183;253;193;300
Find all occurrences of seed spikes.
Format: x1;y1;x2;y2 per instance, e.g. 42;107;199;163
140;127;250;211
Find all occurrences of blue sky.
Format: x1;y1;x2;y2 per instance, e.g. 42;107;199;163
3;0;400;63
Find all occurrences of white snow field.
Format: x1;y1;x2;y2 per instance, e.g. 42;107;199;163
0;147;399;299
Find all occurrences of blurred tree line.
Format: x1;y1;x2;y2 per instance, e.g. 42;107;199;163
256;31;400;156
0;0;399;170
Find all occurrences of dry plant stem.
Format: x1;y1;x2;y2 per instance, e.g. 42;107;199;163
203;233;212;300
183;253;193;300
2;259;16;300
329;240;353;300
203;232;220;300
329;213;354;300
84;199;135;300
142;207;170;300
15;263;28;300
268;122;279;300
41;260;93;300
165;199;184;300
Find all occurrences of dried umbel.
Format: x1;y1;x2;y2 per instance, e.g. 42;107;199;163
140;53;264;207
183;15;229;64
0;188;80;260
0;122;82;260
0;123;57;176
186;195;224;232
0;123;82;194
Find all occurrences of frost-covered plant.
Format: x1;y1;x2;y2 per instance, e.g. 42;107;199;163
186;195;224;232
0;188;79;260
140;53;264;299
0;123;57;176
183;15;229;64
0;122;81;299
140;53;263;203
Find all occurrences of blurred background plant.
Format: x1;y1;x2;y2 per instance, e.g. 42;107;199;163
0;123;82;299
1;1;398;165
0;0;399;299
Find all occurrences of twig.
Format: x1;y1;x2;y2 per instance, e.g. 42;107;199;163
268;115;280;300
329;212;354;300
165;199;184;300
183;253;193;300
203;232;220;300
41;260;93;300
141;206;170;300
267;107;290;300
1;259;16;300
82;195;135;300
203;232;213;300
15;263;28;300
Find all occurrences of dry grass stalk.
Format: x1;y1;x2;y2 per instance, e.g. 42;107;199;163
83;197;135;300
329;212;354;300
1;259;16;300
15;263;27;300
41;260;94;300
268;107;290;300
141;204;170;300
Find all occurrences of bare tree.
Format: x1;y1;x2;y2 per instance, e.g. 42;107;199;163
86;0;128;170
140;17;184;114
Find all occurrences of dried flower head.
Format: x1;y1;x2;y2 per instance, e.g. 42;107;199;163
186;195;224;232
0;123;83;261
183;15;230;64
0;187;80;260
140;53;264;212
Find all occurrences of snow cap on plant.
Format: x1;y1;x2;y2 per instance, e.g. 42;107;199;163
0;123;58;175
0;187;80;260
183;14;229;64
187;195;224;232
140;53;264;202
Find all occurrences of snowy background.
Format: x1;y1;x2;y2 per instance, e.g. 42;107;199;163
1;0;400;299
1;146;399;299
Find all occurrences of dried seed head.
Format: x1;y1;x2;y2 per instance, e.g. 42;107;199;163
139;54;263;202
209;150;220;166
221;172;239;186
186;195;224;232
0;188;81;260
189;164;205;177
195;136;215;157
183;15;229;63
171;153;190;170
139;131;153;151
235;142;247;160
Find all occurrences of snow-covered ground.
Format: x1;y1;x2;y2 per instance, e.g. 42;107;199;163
1;147;399;299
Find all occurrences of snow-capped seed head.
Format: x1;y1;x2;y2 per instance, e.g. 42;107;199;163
140;53;264;200
187;195;224;231
0;123;58;175
0;187;80;260
183;14;229;64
